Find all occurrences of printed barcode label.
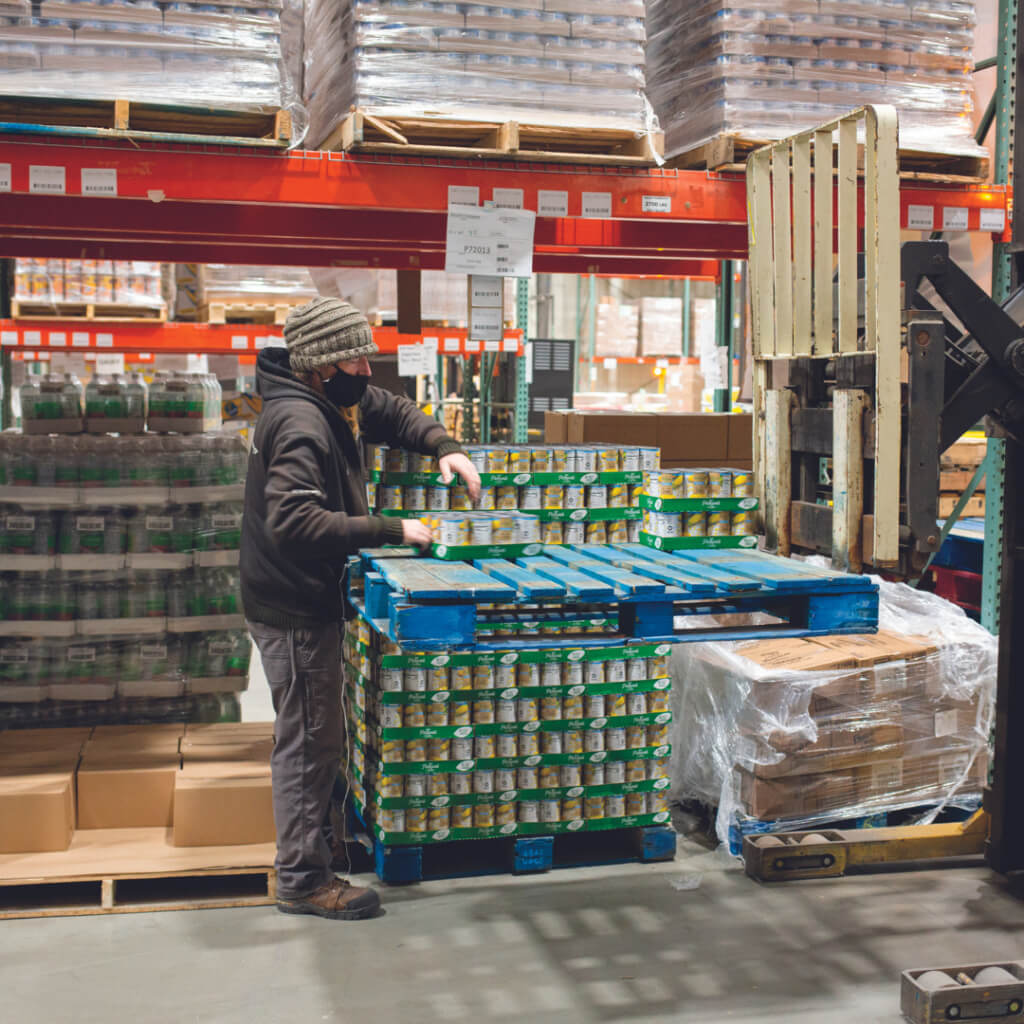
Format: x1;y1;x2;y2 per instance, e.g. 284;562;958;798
141;644;168;660
212;514;238;529
641;195;671;213
30;165;66;195
942;206;969;231
6;516;35;532
68;646;97;663
76;516;105;531
81;168;117;196
0;648;29;664
980;208;1006;232
0;163;10;192
146;516;173;531
536;190;569;217
907;205;934;230
209;640;234;655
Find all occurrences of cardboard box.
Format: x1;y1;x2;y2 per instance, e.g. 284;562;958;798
180;738;274;764
752;723;904;779
0;748;83;775
90;724;185;744
0;727;91;755
172;761;275;847
544;409;569;444
736;767;859;819
77;762;178;830
656;413;729;464
183;723;274;744
566;411;659;447
0;772;75;852
727;413;753;462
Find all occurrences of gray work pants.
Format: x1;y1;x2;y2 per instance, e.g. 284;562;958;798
246;619;343;900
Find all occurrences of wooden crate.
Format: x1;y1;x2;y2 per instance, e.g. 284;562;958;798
940;469;986;493
319;109;663;166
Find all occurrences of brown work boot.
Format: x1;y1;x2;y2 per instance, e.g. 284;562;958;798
276;877;381;921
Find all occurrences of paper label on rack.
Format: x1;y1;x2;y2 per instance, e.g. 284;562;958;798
469;305;503;342
421;336;439;353
29;165;65;195
48;332;67;347
81;168;117;196
445;205;535;277
1;331;17;346
443;337;461;353
464;339;481;353
537;190;569;217
907;204;934;230
96;353;124;374
96;333;114;348
0;164;10;192
502;338;518;353
397;344;435;377
72;332;89;348
942;206;969;231
231;335;249;350
448;185;480;207
24;331;41;346
641;195;671;213
603;358;617;370
492;188;524;210
980;208;1007;232
469;275;503;307
483;340;500;352
581;192;612;218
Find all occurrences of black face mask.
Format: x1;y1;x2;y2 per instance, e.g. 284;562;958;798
320;370;368;408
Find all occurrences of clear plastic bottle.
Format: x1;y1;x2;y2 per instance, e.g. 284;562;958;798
167;571;189;618
103;509;126;554
10;437;35;486
143;572;167;618
212;501;242;550
103;376;127;419
74;571;100;621
99;570;120;619
125;372;148;423
84;376;104;420
36;376;63;420
18;378;39;423
172;506;197;554
32;436;57;487
61;373;84;419
186;570;207;617
56;436;80;489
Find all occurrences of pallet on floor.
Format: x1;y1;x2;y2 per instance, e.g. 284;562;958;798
0;827;276;920
11;300;167;322
199;301;294;326
666;132;989;182
0;95;291;148
318;109;663;166
353;544;879;648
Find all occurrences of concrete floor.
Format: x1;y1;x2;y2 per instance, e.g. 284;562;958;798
5;843;1024;1023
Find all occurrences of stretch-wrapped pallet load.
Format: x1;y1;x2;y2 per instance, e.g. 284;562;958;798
670;580;995;847
0;0;298;114
14;259;164;311
303;0;654;150
646;0;986;163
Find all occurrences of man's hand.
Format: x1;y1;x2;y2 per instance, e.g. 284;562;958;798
439;452;482;502
402;519;434;549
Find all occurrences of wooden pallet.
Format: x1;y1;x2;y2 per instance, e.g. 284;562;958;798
11;300;167;322
355;544;879;648
940;470;986;492
939;494;985;518
667;132;989;183
0;827;276;920
199;301;294;326
0;95;291;149
319;109;663;166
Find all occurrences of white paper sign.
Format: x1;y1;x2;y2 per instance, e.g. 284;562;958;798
469;305;503;342
442;337;461;353
231;335;249;350
48;332;66;347
642;195;671;213
29;165;66;195
907;204;934;230
96;353;125;375
537;190;569;217
501;338;518;352
942;206;969;231
448;185;480;207
0;164;10;192
469;275;503;307
96;333;114;348
1;331;17;346
464;339;481;353
397;344;435;377
981;208;1007;232
81;168;117;197
24;331;41;346
422;336;439;353
603;358;617;370
72;332;89;348
492;188;524;210
445;205;535;277
581;192;612;218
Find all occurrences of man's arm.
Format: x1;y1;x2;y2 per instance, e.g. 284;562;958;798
359;384;458;457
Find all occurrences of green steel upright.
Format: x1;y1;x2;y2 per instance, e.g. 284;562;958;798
713;260;734;412
514;276;530;442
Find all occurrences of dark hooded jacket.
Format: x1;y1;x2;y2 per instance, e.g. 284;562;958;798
240;347;458;628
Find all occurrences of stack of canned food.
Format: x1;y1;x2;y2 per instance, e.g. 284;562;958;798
417;510;541;549
342;618;674;844
640;467;758;541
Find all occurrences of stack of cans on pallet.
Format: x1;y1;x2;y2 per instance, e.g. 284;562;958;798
365;442;658;546
343;618;674;845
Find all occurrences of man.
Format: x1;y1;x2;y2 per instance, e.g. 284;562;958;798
241;297;480;920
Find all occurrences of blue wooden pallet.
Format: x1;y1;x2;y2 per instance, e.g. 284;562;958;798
353;544;879;648
347;804;676;884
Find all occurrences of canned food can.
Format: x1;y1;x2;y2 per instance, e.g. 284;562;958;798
586;662;606;685
518;733;540;756
539;765;560;788
381;706;403;729
475;735;496;759
563;485;585;510
563;662;584;686
519;485;542;510
639;446;660;471
496;769;517;791
497;734;518;758
496;802;517;826
626;759;647;782
606;659;626;683
496;699;517;723
564;522;585;545
607;484;628;509
476;487;496;511
649;654;670;677
406;739;427;762
709;469;732;498
385;448;408;473
605;794;626;818
560;765;582;787
541;696;562;721
365;483;378;509
451;485;473;510
628;520;642;543
426;666;449;691
379;809;405;832
427;486;451;511
492;663;514;688
625;792;648;816
496;486;518;510
585;694;606;718
563;731;584;754
708;510;731;537
381;485;403;510
405;776;426;798
450;664;472;689
381;740;404;763
518;801;539;823
474;769;495;794
379;774;404;798
627;657;648;681
648;691;670;713
426;704;449;727
450;702;471;726
584;796;605;819
517;767;539;790
584;729;605;753
586;485;608;509
540;799;561;823
684;512;707;538
649;790;670;813
606;692;626;717
541;732;563;755
428;808;451;831
486;448;509;473
517;698;539;723
427;773;449;796
605;761;626;785
451;805;474;828
543;486;564;510
654;512;682;537
470;517;493;545
517;663;540;687
537;662;559;688
403;486;426;510
406;807;428;832
569;447;592;473
626;725;647;749
474;700;495;724
683;470;709;498
585;522;607;545
605;728;627;751
562;695;583;719
551;447;571;473
409;452;434;473
647;724;670;747
531;447;553;473
627;692;648;716
404;668;428;692
474;804;496;828
583;764;605;787
597;448;619;473
542;521;564;545
450;771;473;794
732;472;754;498
562;797;583;821
620;446;640;472
607;520;629;544
732;512;756;536
466;446;486;471
451;738;474;760
492;515;516;544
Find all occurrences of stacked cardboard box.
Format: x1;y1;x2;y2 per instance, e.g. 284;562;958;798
594;303;640;359
639;297;683;358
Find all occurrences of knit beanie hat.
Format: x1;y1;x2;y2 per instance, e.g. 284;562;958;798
283;297;378;372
